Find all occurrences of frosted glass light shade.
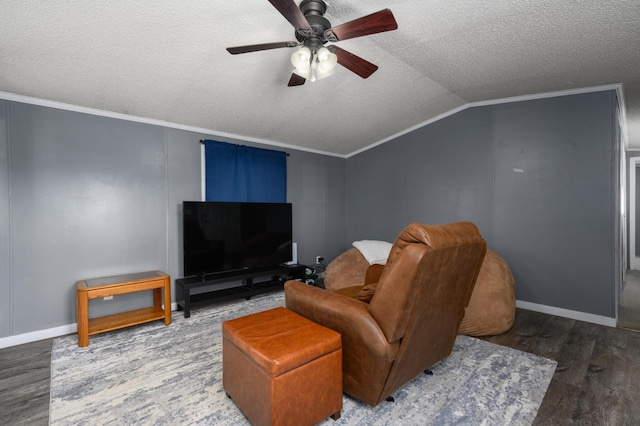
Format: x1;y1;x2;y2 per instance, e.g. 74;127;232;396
292;66;310;79
316;48;337;80
316;47;332;62
290;46;337;82
316;48;337;68
291;47;311;69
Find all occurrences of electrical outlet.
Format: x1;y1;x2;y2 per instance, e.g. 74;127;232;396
316;256;324;264
104;296;113;301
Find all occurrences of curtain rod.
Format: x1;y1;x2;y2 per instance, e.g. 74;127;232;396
199;140;289;156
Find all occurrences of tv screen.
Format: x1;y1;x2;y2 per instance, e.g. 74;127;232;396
183;201;293;277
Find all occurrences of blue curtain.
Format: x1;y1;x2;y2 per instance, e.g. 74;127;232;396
204;140;287;202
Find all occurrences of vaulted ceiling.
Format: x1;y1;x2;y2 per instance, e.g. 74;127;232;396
2;1;640;156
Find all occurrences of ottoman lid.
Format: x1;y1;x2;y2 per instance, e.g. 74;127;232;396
223;307;341;376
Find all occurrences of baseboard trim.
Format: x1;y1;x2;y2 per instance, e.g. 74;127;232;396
0;302;179;349
516;300;617;328
0;324;77;349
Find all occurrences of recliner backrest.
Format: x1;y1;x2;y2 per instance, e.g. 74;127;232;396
368;222;486;344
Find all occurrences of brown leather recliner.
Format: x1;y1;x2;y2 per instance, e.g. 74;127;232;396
284;222;487;406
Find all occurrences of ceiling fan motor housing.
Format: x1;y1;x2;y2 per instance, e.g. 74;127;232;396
300;0;326;16
296;0;331;45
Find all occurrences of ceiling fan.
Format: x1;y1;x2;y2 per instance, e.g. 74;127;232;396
226;0;398;86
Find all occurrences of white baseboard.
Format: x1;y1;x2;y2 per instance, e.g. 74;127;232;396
0;324;77;349
516;300;617;328
0;302;179;349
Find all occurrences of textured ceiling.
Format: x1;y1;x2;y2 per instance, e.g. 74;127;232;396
1;0;640;156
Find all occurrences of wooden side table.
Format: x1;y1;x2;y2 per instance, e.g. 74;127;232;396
76;270;171;347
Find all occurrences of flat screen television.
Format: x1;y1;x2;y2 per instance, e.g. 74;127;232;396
182;201;293;277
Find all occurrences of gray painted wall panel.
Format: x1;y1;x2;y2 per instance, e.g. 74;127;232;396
346;141;407;243
323;156;348;261
346;91;616;318
288;151;330;265
624;150;640;265
165;128;202;291
10;104;168;333
346;107;494;246
636;166;640;252
402;108;495;245
0;101;9;337
493;92;615;316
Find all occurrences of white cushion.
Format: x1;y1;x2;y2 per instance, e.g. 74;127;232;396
352;240;393;265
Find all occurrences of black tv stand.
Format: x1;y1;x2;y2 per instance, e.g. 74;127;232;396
175;264;306;318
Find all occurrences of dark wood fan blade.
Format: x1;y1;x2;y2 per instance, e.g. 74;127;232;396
227;41;298;54
268;0;313;31
329;9;398;41
288;73;306;86
327;45;378;78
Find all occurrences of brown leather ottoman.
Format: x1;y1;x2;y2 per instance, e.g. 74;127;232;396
222;307;342;426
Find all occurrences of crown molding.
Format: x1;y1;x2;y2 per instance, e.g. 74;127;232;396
0;83;623;160
346;83;623;158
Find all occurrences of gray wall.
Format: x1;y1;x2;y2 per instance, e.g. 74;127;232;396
347;91;618;318
625;82;640;149
0;89;621;339
637;164;640;252
287;151;347;264
9;103;170;334
0;101;346;339
347;106;495;244
625;150;640;263
493;94;616;316
0;101;9;338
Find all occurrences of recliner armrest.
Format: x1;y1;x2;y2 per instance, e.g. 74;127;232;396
284;280;397;360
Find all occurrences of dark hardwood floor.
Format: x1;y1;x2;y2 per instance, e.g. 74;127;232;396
481;309;640;425
1;308;640;425
0;338;52;426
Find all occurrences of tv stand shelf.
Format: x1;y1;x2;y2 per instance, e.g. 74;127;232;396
175;264;306;318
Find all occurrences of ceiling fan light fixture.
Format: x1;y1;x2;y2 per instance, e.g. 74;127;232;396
291;46;338;82
226;1;398;86
316;50;337;80
291;46;312;70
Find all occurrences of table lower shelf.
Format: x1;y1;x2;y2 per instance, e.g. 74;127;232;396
87;306;166;336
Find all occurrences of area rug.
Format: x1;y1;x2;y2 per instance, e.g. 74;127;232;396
50;291;556;425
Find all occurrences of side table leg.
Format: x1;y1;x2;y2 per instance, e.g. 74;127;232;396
153;287;162;311
76;291;89;347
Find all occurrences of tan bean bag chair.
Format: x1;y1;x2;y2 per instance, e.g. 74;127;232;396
324;247;515;336
324;247;369;290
